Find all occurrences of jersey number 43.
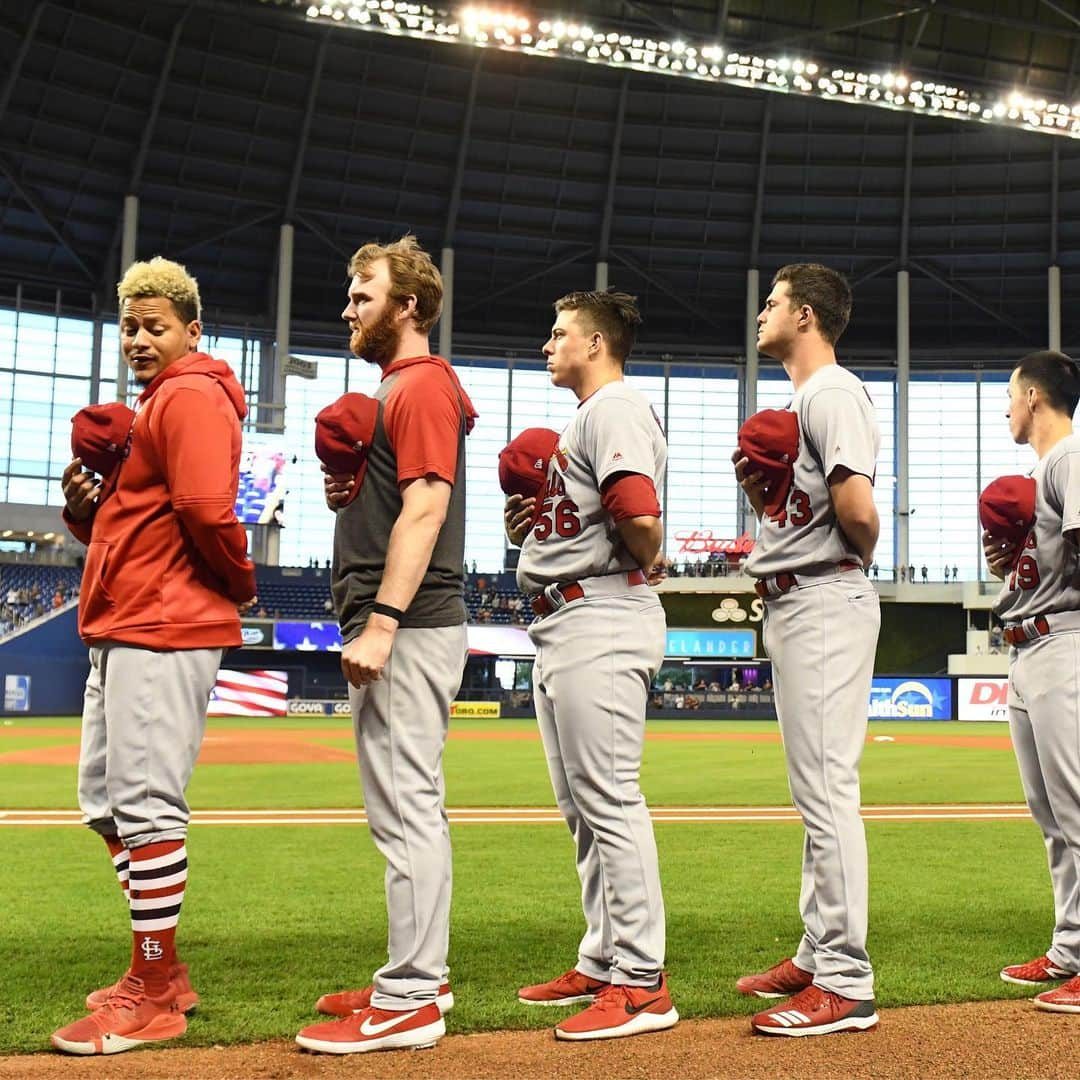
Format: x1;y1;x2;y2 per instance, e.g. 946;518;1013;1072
768;489;812;528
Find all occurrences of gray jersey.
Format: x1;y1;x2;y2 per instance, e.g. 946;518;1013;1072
994;433;1080;622
517;381;666;592
745;365;880;577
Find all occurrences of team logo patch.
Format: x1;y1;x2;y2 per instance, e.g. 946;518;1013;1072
140;937;164;961
554;446;569;471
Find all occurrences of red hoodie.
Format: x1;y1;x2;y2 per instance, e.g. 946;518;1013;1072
64;353;257;649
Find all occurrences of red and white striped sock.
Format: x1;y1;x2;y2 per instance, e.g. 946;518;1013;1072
103;835;130;898
127;839;187;998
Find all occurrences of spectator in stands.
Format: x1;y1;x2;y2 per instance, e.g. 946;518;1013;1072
899;565;906;582
908;563;915;582
53;256;257;1056
52;589;64;610
762;677;773;692
256;605;269;618
920;564;928;583
323;596;334;615
871;562;879;579
729;677;741;692
952;564;958;581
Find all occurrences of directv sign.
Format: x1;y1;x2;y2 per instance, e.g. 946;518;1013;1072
868;678;952;720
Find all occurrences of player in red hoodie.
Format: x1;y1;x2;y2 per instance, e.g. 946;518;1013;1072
52;257;257;1055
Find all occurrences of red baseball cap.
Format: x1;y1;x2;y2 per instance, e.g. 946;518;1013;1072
314;393;380;507
498;428;560;499
737;409;800;517
70;402;136;477
979;475;1036;549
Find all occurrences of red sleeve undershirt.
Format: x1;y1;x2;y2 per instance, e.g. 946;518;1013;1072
600;473;661;522
382;366;462;486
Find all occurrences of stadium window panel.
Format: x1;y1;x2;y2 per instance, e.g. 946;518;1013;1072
979;374;1030;482
909;376;980;579
508;364;580;436
457;360;511;574
275;353;349;569
666;367;740;562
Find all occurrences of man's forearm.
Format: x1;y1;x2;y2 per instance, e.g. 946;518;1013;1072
377;506;446;612
839;512;879;566
616;515;663;574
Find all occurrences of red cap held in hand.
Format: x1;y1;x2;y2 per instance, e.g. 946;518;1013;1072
314;393;380;507
498;428;560;499
70;402;136;478
737;409;800;517
979;475;1036;552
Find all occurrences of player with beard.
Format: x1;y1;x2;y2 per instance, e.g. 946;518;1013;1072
296;235;477;1055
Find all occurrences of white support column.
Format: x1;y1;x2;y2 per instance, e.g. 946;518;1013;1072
439;246;454;359
896;269;910;579
272;223;293;434
1049;265;1062;352
743;268;760;540
595;261;609;291
117;194;139;402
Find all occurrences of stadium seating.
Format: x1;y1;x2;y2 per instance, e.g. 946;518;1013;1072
0;563;82;638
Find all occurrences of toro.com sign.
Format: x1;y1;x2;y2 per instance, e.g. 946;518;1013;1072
957;678;1009;722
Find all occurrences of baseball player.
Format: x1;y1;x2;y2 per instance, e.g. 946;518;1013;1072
504;288;677;1042
296;235;477;1055
53;257;257;1054
983;350;1080;1014
732;264;882;1037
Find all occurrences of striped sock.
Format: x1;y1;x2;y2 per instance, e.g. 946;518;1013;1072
103;835;130;898
128;839;187;998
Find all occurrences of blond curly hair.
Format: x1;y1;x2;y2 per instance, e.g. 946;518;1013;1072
118;257;201;324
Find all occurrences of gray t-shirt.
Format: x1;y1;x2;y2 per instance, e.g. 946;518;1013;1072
517;380;666;592
994;433;1080;622
745;364;880;577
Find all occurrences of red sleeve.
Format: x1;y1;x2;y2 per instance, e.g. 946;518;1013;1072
157;387;257;603
382;367;462;485
600;473;661;522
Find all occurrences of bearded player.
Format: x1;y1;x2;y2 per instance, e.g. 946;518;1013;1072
296;235;477;1054
733;264;882;1037
504;289;677;1042
984;350;1080;1015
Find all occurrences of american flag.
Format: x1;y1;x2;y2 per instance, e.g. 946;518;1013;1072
208;669;288;717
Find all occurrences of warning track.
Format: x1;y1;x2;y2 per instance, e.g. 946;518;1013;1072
0;803;1031;826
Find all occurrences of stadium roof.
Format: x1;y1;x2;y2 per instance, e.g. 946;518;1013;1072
2;0;1078;364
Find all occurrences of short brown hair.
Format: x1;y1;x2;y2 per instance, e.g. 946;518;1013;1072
553;288;642;364
1015;350;1080;417
118;256;201;324
772;263;852;346
347;234;443;334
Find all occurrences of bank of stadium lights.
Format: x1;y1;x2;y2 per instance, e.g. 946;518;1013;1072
289;0;1080;138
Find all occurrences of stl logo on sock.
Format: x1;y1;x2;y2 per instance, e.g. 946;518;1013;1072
140;938;164;961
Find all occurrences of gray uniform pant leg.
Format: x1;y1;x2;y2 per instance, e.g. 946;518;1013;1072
1009;635;1080;971
529;594;667;986
533;646;613;982
354;624;467;1010
763;575;879;1000
77;644;222;849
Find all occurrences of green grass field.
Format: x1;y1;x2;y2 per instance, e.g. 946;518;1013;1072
0;716;1052;1054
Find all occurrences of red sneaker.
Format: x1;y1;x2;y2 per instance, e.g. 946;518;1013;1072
316;982;454;1016
295;1003;444;1054
1000;954;1075;987
51;975;186;1055
86;962;199;1013
554;975;678;1041
518;968;609;1006
736;957;815;999
752;984;878;1037
1035;974;1080;1014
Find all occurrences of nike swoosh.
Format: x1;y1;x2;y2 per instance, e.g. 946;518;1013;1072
624;996;663;1015
359;1009;420;1036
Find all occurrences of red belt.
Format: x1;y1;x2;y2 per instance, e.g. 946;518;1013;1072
1003;615;1051;646
531;569;647;617
754;561;862;600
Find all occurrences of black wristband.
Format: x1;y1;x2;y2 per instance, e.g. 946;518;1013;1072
372;602;404;622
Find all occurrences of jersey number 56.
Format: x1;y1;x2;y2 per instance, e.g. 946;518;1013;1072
533;496;583;540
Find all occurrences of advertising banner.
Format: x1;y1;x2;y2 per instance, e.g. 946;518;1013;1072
449;701;502;719
3;674;30;712
287;699;352;717
665;629;756;658
957;677;1009;721
868;677;952;720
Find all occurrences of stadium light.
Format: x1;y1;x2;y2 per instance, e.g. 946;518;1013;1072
271;1;1080;139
